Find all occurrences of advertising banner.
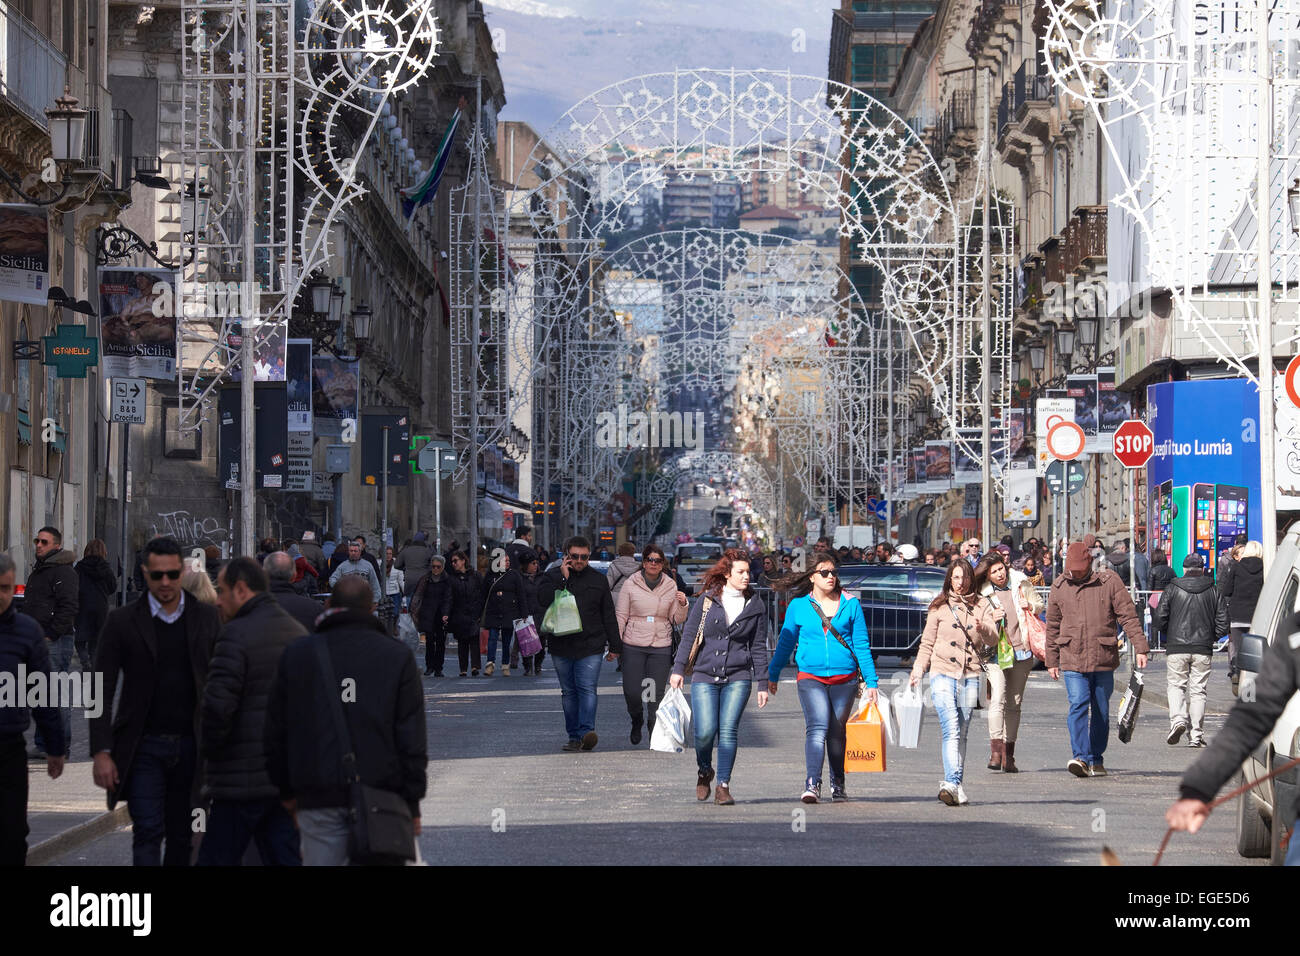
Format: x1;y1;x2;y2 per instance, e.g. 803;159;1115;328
1146;379;1261;579
286;338;313;470
99;268;178;380
1002;465;1039;526
226;320;287;382
0;204;48;304
1006;408;1026;459
954;429;980;484
312;355;359;438
1066;374;1098;449
218;384;289;491
924;441;953;493
1035;397;1076;476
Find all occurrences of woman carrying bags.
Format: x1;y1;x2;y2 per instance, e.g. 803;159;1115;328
669;549;770;805
972;552;1043;773
616;543;690;745
482;552;525;676
910;558;1004;806
768;552;877;804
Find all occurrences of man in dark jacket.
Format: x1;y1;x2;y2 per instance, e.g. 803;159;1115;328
198;557;306;865
1167;609;1300;864
1046;537;1148;778
0;553;65;865
265;575;427;866
393;532;433;598
1154;553;1229;748
24;526;79;757
90;536;222;866
505;526;536;581
298;531;327;578
264;551;324;632
537;536;621;751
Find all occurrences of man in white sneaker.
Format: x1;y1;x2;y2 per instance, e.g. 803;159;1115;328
1153;553;1228;748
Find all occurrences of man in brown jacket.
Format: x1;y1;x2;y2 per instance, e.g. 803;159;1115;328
1046;537;1148;778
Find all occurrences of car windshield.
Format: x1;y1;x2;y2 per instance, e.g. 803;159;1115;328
678;545;722;561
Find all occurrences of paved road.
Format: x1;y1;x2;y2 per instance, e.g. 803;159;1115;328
31;647;1265;866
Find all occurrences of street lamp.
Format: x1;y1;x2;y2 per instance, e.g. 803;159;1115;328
180;180;212;238
45;87;89;166
329;285;345;325
1289;178;1300;234
1028;342;1046;373
1055;325;1076;367
309;277;334;316
1076;315;1098;351
350;301;373;342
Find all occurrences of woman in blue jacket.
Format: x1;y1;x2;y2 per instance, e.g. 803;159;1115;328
769;552;877;803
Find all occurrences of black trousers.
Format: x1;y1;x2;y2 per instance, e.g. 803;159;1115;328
455;627;482;672
0;734;29;866
621;645;672;729
424;624;447;673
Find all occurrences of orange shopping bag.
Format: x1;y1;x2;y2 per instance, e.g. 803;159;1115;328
844;701;886;773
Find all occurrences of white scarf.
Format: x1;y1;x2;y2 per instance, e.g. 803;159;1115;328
721;585;745;624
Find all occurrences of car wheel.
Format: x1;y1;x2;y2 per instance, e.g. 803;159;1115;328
1235;770;1271;858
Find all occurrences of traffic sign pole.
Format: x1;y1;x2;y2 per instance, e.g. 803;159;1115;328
118;422;130;607
1113;419;1155;608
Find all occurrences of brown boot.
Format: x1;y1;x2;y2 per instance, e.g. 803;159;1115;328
1003;741;1018;773
987;739;1004;771
714;783;735;805
696;768;714;802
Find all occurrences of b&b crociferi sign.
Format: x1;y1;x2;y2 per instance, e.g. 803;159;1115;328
0;204;49;305
99;268;178;380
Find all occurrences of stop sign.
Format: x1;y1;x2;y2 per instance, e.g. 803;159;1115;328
1112;419;1154;468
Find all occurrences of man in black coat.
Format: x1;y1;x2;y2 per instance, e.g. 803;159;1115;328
537;535;621;752
505;526;536;581
1154;553;1230;748
265;575;427;866
90;536;222;866
0;553;65;866
198;557;306;865
394;532;433;598
263;551;324;632
24;526;79;757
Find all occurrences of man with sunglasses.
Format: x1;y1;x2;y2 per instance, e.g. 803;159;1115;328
23;526;79;759
537;536;621;751
90;536;222;865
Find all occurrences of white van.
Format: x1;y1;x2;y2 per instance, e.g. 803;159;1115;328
1233;522;1300;864
674;541;723;592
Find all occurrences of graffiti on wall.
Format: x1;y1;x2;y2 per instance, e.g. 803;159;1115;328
149;509;229;548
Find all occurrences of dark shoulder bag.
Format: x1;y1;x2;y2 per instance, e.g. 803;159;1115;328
313;639;415;864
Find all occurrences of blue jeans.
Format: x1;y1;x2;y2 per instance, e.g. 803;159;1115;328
931;675;980;785
486;627;513;666
125;734;198;866
1062;669;1114;765
691;680;752;785
553;653;602;739
796;678;860;784
197;797;301;866
33;634;74;756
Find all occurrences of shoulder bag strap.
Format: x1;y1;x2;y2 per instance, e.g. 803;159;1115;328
812;598;864;683
685;597;713;674
312;638;359;785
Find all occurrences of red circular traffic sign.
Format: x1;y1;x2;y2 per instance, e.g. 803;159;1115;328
1045;420;1086;461
1112;419;1154;469
1286;354;1300;408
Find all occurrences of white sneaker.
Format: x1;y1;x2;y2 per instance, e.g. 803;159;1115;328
956;784;969;805
484;661;495;676
501;664;510;676
938;782;958;806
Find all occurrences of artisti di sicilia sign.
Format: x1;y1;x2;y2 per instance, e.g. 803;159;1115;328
42;324;99;378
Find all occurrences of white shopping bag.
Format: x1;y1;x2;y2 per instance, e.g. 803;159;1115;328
892;684;924;749
876;693;897;747
650;685;692;753
397;612;419;647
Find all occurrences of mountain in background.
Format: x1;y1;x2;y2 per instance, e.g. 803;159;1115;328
482;0;837;135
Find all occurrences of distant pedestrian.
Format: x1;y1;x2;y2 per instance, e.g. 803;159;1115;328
411;554;452;676
328;540;382;606
320;534;337;566
769;551;876;803
1148;549;1175;650
973;552;1042;773
669;549;769;805
1045;537;1148;778
24;526;79;759
615;543;689;745
538;536;621;751
0;553;65;866
265;576;427;866
383;546;405;635
1155;553;1229;748
517;554;546;675
198;557;307;865
505;526;537;581
482;553;525;676
298;531;326;578
446;551;484;676
74;538;116;669
1021;556;1044;587
393;533;432;597
90;537;222;866
1219;540;1263;696
605;541;640;600
911;559;1002;806
182;560;218;606
264;552;324;632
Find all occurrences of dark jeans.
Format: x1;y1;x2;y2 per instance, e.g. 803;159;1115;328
197;797;301;866
455;627;482;673
796;678;860;784
125;733;198;866
33;634;74;757
0;734;29;865
424;624;447;673
1229;626;1247;676
486;627;513;666
621;645;672;729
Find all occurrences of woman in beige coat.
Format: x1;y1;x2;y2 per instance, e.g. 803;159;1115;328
616;543;690;745
910;559;1003;806
973;552;1043;773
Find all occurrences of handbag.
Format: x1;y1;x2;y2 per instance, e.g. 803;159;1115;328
312;640;416;864
514;616;542;657
683;597;713;676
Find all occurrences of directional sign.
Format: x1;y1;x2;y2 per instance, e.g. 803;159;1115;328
1066;460;1087;496
110;377;146;424
1045;459;1087;496
1112;418;1154;469
873;499;889;521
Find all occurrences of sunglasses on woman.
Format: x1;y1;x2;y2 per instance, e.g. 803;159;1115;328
814;569;838;579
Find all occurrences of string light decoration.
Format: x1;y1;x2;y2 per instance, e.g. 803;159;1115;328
173;0;440;432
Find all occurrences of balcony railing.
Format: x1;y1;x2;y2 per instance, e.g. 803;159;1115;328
85;107;133;191
998;61;1054;138
930;84;976;159
1060;205;1106;275
0;3;67;126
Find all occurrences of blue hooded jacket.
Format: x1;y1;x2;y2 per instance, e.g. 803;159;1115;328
769;592;878;687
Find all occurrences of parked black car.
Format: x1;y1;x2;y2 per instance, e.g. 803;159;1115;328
834;564;947;657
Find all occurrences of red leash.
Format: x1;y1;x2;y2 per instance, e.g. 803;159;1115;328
1153;754;1300;865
